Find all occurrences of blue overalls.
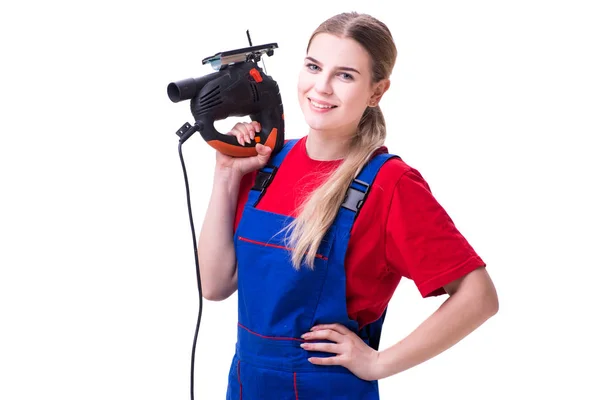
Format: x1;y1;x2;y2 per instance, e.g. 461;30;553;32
227;139;398;399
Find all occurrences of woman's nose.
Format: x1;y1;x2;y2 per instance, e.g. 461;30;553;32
314;74;333;95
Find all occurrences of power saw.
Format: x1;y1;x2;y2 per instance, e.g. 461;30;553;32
167;32;285;157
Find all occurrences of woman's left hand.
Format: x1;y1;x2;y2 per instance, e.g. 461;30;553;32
300;323;381;381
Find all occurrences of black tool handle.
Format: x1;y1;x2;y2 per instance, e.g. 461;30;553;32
196;105;283;157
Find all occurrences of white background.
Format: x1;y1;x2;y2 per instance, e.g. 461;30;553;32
1;0;599;399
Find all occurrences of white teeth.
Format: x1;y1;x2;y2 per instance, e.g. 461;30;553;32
309;99;335;109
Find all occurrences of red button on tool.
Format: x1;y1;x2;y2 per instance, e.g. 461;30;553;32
249;68;263;82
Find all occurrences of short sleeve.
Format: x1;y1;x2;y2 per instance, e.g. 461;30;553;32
233;170;257;231
385;169;486;297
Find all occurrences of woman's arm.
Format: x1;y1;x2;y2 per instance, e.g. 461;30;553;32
197;167;242;301
197;122;272;301
375;266;498;379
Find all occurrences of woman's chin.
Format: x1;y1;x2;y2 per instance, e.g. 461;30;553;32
304;116;338;132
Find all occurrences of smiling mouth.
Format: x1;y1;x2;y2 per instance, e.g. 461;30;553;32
308;98;338;109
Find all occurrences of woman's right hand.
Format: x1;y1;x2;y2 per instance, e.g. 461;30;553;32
215;121;272;177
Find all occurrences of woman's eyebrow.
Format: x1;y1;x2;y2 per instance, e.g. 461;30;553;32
304;56;361;74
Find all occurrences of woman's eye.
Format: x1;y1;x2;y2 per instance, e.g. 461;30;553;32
304;63;353;80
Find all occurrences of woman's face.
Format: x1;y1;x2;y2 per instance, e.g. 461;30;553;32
297;33;377;138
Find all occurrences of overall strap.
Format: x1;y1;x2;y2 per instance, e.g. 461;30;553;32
337;152;399;351
247;139;299;207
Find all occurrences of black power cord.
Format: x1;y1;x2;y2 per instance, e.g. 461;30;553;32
175;122;203;400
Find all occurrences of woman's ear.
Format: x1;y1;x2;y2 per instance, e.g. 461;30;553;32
368;79;391;106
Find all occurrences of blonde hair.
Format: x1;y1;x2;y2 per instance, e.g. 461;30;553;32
283;12;398;270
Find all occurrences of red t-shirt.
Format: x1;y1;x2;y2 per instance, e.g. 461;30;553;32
234;136;486;329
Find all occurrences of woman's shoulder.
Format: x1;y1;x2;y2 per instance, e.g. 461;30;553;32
369;146;419;189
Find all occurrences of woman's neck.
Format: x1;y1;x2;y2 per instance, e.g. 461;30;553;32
305;131;354;161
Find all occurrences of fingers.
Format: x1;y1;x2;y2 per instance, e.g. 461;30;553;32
301;328;345;343
229;123;249;146
299;324;349;364
308;355;344;366
228;122;261;146
253;143;272;166
300;341;341;354
310;323;351;335
255;143;271;155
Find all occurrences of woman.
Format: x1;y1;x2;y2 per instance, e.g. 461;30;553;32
198;11;498;399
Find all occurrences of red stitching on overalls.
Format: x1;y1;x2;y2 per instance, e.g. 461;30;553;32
294;372;299;400
238;322;305;342
237;360;242;399
238;236;328;260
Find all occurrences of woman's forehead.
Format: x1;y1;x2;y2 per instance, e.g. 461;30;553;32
307;33;371;72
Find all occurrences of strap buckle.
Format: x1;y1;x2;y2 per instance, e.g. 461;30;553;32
341;178;370;212
251;165;278;200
